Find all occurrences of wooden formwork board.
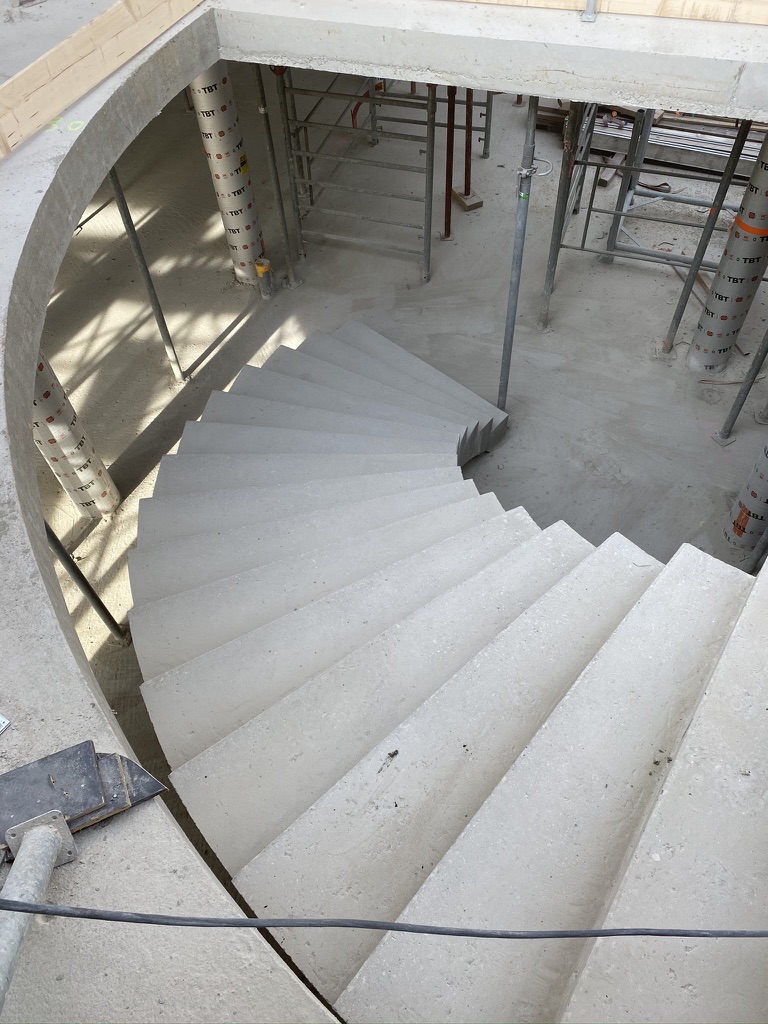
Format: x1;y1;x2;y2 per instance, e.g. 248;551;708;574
443;0;768;23
0;0;203;159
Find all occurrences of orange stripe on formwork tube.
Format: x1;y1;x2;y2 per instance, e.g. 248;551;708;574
733;215;768;237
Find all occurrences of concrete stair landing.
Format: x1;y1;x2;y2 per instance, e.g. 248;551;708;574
128;320;758;1023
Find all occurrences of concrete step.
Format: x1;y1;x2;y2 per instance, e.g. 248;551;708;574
562;568;768;1024
142;508;540;770
130;492;503;678
199;391;463;459
176;420;455;458
336;545;751;1024
233;534;660;1001
152;452;458;498
129;487;496;605
263;346;481;457
296;332;497;452
137;472;471;546
230;366;474;462
174;520;586;877
334;320;508;447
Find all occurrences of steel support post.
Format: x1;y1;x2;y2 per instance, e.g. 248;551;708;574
744;517;768;572
539;101;584;327
662;119;752;354
688;132;768;375
712;323;768;444
108;170;185;381
284;67;310;201
273;67;306;258
443;86;457;240
368;78;379;146
463;89;473;196
253;66;300;288
45;523;129;641
603;108;653;261
423;85;437;283
498;96;539;410
481;92;494;159
0;826;62;1012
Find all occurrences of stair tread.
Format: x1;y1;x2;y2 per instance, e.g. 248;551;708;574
130;490;500;678
141;508;541;770
296;332;496;447
335;546;751;1024
173;519;580;877
262;345;481;455
200;391;463;456
232;533;660;1001
334;320;507;443
176;420;455;458
563;567;768;1024
230;365;473;458
152;452;458;498
137;472;470;546
129;487;495;604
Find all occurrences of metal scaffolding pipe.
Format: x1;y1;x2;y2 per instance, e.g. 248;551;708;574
688;132;768;375
273;67;306;258
725;442;768;551
108;169;185;381
253;65;300;288
443;86;457;240
189;61;265;287
32;353;120;519
498;96;539;410
463;89;473;197
539;101;584;327
712;319;768;444
481;92;494;159
603;108;653;262
423;85;437;283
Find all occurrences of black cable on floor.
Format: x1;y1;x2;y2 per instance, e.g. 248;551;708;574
0;898;766;940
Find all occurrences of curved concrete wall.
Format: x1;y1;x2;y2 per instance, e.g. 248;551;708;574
1;1;768;1018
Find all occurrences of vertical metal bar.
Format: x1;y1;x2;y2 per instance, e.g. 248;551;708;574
581;165;602;249
0;828;62;1013
498;96;539;409
571;104;598;214
423;84;437;283
108;169;185;382
603;109;649;262
745;516;768;573
45;523;130;641
463;88;473;196
713;323;768;444
539;102;583;327
662;119;752;354
481;91;494;159
284;68;308;200
443;86;457;239
253;65;300;288
368;78;379;145
273;68;306;258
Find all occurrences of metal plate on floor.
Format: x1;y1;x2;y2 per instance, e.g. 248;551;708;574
68;752;165;831
0;740;105;849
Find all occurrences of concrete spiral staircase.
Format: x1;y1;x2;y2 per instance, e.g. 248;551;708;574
128;321;768;1023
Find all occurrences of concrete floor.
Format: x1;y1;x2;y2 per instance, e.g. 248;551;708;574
35;67;768;865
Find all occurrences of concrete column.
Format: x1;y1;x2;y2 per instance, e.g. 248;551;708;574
189;61;265;286
725;442;768;549
32;353;120;519
688;134;768;375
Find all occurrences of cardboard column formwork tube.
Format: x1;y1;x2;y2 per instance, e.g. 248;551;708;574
725;442;768;549
32;353;120;519
688;134;768;375
189;62;265;287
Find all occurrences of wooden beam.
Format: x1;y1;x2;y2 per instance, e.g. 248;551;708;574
0;0;204;159
441;0;768;24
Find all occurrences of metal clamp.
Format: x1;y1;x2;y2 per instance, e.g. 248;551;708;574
5;811;76;867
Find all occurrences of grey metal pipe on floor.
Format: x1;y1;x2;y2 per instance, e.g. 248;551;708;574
661;119;751;354
253;66;300;288
108;169;185;381
688;132;768;375
498;96;539;410
0;826;62;1012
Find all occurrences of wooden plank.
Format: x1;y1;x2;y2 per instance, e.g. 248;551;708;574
441;0;768;25
0;0;203;159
